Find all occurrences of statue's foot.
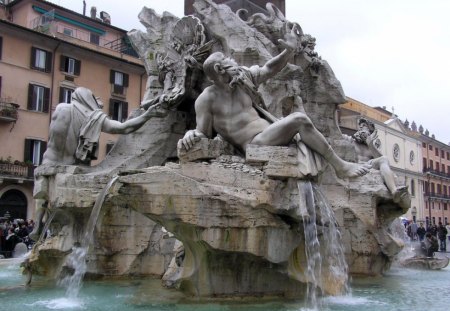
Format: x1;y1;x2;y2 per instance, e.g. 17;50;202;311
335;161;371;179
393;186;411;212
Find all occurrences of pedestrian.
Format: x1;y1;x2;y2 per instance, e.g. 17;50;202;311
410;220;418;241
417;222;426;241
437;222;448;252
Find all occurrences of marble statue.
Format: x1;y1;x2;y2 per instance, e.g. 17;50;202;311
178;25;371;179
30;87;166;240
345;118;410;211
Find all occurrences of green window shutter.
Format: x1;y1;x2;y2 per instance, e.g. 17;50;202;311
43;87;50;113
24;139;32;162
45;51;53;73
74;59;81;76
122;101;128;122
27;84;34;110
30;47;37;69
60;55;67;71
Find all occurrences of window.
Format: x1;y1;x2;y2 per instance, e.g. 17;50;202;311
110;70;129;95
0;36;2;60
439;217;442;223
447;152;450;160
432;217;436;224
445;204;448;211
27;84;50;112
435;161;440;171
448;165;450;174
109;99;128;122
429;160;433;170
422;142;426;148
106;142;115;155
444;185;448;195
31;47;52;72
423;157;427;169
90;33;100;45
435;147;439;156
24;139;46;166
445;217;448;225
63;28;73;36
441;150;445;158
442;164;446;173
437;184;441;194
431;183;435;193
429;144;433;150
410;180;415;196
426;217;429;226
59;87;73;103
60;55;81;75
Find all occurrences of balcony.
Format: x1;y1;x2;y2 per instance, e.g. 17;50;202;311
0;99;19;122
0;163;34;180
424;191;450;201
29;11;140;59
423;167;450;180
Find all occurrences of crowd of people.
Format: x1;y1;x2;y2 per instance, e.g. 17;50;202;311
0;218;35;258
405;220;449;257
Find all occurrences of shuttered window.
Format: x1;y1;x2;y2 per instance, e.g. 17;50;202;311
30;47;52;72
27;84;50;112
60;55;81;75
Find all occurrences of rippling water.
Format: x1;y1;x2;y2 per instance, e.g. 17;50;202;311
1;259;450;310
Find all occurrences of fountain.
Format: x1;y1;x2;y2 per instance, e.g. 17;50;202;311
8;0;418;307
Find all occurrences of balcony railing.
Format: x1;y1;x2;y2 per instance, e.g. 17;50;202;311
424;191;450;201
0;163;34;179
0;99;19;122
423;167;450;180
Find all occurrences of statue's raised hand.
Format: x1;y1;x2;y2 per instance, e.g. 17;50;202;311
278;23;302;52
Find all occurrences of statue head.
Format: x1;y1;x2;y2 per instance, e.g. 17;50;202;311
353;118;375;143
301;34;316;50
203;52;239;84
72;87;103;111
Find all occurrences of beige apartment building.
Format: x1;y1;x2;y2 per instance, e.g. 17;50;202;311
0;0;146;220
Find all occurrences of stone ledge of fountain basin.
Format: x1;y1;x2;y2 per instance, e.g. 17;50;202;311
114;154;348;296
319;168;407;276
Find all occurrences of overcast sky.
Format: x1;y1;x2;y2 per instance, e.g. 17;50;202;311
48;0;450;145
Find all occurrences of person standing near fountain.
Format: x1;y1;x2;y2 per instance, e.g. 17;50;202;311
437;222;448;252
178;24;370;179
30;87;167;240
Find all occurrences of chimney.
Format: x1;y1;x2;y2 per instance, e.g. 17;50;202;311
83;1;86;16
90;6;97;19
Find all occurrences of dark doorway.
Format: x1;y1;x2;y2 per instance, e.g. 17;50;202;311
0;189;27;220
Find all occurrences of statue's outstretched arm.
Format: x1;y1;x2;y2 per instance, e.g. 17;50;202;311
102;103;165;134
258;23;300;82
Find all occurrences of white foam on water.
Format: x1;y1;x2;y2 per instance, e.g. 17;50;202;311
323;295;387;306
27;297;85;309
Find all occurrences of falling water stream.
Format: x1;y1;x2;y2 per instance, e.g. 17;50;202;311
57;175;119;299
298;181;349;310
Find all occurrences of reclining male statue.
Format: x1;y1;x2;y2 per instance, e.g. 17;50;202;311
30;87;166;240
345;118;410;210
178;24;371;179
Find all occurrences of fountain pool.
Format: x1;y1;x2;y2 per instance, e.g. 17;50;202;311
1;258;449;311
